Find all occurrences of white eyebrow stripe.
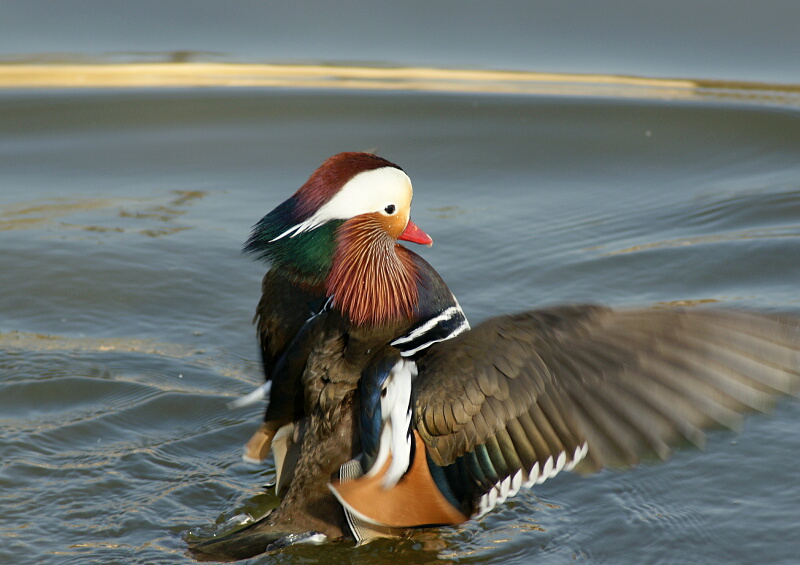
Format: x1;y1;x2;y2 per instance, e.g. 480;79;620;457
269;166;412;242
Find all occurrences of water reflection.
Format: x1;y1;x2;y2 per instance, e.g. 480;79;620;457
0;190;206;236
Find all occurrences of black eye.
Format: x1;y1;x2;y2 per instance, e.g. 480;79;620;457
384;204;396;215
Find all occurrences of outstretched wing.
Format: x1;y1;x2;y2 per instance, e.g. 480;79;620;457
412;305;800;517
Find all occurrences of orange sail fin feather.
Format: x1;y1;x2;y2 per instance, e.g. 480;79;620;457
330;431;468;528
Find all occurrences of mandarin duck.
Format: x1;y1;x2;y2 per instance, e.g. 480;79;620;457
189;152;800;561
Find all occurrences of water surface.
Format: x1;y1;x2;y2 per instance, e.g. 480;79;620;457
1;88;799;565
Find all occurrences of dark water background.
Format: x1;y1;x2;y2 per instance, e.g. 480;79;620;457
2;3;800;565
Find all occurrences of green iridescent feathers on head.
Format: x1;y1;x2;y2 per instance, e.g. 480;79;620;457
244;197;343;287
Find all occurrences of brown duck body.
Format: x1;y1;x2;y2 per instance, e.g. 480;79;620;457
190;307;359;562
190;271;451;561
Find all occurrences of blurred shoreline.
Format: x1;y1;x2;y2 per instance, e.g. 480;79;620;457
1;62;798;108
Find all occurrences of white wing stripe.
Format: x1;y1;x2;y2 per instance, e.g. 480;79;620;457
474;443;590;517
391;306;460;345
398;320;470;357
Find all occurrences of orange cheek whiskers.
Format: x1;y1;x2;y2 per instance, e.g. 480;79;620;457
326;216;419;327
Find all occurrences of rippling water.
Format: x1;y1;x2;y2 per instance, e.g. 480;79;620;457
2;87;799;565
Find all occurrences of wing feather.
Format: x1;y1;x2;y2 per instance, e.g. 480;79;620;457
412;305;800;513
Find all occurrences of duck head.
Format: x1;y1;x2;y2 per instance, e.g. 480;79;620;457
245;152;434;327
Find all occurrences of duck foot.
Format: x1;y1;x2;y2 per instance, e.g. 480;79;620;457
186;515;327;562
267;531;328;549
